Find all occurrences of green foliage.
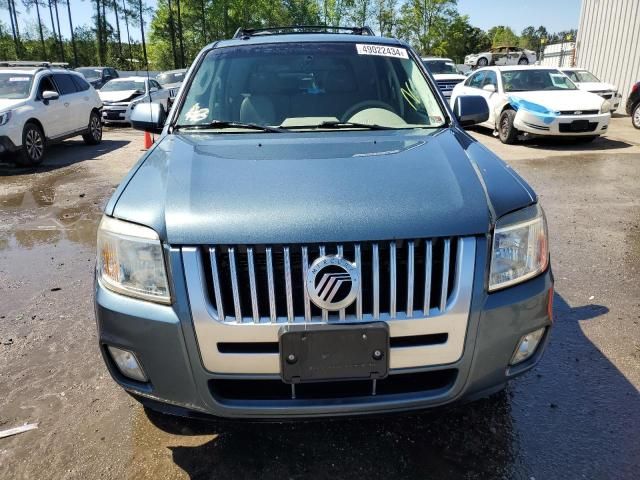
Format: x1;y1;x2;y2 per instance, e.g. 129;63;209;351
0;0;579;70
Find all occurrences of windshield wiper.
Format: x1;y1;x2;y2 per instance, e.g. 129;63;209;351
174;120;284;133
281;120;395;131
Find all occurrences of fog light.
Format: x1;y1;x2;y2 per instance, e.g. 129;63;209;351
510;328;546;365
107;346;148;382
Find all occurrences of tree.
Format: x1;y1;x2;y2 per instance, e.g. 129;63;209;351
23;0;48;59
396;0;457;55
488;25;518;47
65;0;79;65
53;0;65;61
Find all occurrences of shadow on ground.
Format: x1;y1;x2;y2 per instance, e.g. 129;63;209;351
471;125;635;151
136;293;639;479
0;139;130;176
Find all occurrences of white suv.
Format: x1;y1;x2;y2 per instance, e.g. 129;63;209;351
0;64;103;166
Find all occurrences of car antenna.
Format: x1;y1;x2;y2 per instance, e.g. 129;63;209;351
145;56;155;144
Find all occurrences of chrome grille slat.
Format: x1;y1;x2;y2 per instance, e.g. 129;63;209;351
227;247;242;322
423;240;433;316
204;237;461;324
406;241;415;317
389;241;397;319
246;247;259;323
266;247;277;323
440;239;451;312
208;247;224;321
372;243;380;320
301;246;311;321
355;244;362;320
283;247;294;322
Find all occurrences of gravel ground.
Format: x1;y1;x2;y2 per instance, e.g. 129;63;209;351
1;118;639;479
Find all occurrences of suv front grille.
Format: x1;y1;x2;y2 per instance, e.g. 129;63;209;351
200;238;461;323
436;80;463;92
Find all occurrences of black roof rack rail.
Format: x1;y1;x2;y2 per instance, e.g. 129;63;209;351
0;60;51;68
233;25;375;39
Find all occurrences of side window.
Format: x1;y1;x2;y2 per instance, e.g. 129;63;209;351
52;74;78;95
466;71;486;89
37;75;58;98
111;69;119;78
71;74;90;91
151;80;161;90
483;70;498;88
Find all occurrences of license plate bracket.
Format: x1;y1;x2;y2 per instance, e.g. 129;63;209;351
570;119;590;131
279;323;389;384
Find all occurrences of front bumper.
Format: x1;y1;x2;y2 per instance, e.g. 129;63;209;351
95;241;554;419
101;103;134;124
514;110;610;136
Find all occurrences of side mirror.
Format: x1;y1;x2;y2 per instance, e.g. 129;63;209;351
149;87;158;93
453;95;489;127
482;84;496;93
130;102;165;133
42;90;59;102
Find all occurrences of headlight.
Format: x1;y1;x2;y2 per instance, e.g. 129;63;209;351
600;100;611;114
0;110;11;126
489;205;549;291
97;216;171;304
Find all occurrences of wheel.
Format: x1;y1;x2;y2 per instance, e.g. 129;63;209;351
632;102;640;130
518;57;529;65
82;110;103;145
498;109;519;144
477;57;489;67
574;135;598;143
19;122;46;166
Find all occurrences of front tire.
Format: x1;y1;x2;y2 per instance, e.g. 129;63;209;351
82;110;103;145
632;102;640;129
518;57;529;65
19;123;46;166
477;57;489;67
498;109;519;144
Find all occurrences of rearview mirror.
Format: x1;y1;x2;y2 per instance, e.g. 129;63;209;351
42;90;59;101
452;95;489;127
130;102;165;133
482;84;496;93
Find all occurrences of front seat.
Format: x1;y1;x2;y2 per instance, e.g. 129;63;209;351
239;72;278;125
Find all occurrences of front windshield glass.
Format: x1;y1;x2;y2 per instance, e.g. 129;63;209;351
575;70;600;83
423;60;458;75
101;80;145;92
76;68;101;80
501;69;577;92
0;73;33;99
177;42;446;130
157;71;185;85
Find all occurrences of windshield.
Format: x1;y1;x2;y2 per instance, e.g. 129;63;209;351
76;68;102;80
0;73;33;99
570;70;600;82
423;60;459;75
101;80;145;92
176;42;446;131
501;69;577;92
157;71;185;85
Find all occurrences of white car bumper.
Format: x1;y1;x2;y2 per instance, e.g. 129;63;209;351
0;121;25;152
101;102;135;124
513;110;610;136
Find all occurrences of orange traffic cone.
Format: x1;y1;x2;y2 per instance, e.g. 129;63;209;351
143;131;153;149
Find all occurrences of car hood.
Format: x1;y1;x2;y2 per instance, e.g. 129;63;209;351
574;81;616;92
0;98;26;111
98;89;142;103
433;74;467;82
109;129;535;245
507;90;605;111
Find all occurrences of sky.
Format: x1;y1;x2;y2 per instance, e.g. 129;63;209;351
1;0;581;44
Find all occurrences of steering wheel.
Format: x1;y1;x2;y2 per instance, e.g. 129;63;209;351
342;100;396;123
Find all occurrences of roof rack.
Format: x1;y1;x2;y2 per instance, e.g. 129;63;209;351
0;60;51;68
233;25;375;39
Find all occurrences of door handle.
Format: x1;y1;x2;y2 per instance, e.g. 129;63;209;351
64;102;70;107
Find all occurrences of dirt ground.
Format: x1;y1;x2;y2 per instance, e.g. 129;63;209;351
1;118;639;479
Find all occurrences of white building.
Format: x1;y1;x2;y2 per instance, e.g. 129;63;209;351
576;0;640;106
